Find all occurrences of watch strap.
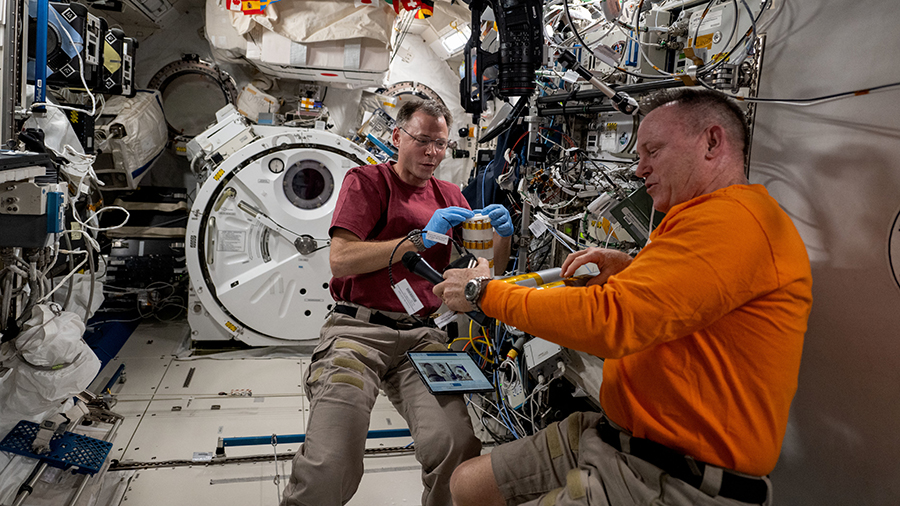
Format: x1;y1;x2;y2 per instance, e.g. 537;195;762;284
407;229;427;252
469;276;491;312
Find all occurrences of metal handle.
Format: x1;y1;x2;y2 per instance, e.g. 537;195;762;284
206;216;217;265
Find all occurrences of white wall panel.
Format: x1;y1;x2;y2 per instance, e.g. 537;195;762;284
751;1;900;503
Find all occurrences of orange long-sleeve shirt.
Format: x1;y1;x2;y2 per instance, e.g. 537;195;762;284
482;185;812;476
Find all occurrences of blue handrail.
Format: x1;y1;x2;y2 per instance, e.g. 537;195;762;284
221;428;412;448
34;0;49;111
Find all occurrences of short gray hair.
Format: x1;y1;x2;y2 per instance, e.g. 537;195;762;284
395;99;452;130
641;88;749;159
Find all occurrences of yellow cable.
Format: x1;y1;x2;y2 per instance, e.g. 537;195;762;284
468;320;494;364
449;337;466;348
449;336;490;348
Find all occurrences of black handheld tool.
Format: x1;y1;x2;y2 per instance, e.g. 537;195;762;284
402;252;491;326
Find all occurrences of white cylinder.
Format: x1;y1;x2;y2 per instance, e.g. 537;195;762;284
462;214;494;275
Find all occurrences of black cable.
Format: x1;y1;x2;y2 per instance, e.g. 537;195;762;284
534;240;554;271
525;237;553;271
562;0;668;81
390;222;469;289
479;98;528;144
475;399;514;444
149;215;188;228
721;0;740;59
388;230;441;323
388;234;415;290
589;158;627;198
704;0;762;79
697;75;900;105
688;0;741;78
390;12;415;65
527;237;553;256
563;0;591;59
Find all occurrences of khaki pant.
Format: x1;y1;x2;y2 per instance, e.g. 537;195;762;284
491;412;772;506
281;312;482;506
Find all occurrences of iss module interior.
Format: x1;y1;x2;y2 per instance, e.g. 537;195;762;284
185;114;374;346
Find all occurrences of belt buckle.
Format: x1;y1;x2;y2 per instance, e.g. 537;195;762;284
392;317;419;330
685;455;703;477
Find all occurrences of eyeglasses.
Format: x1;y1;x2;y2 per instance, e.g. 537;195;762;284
399;126;450;151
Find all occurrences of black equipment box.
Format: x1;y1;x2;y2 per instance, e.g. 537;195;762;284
64;106;95;153
98;28;136;96
29;2;104;90
106;238;186;288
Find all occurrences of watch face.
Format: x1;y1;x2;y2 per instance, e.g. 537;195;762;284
464;280;479;301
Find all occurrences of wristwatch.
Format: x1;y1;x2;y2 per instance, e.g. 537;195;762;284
464;276;492;312
407;229;427;252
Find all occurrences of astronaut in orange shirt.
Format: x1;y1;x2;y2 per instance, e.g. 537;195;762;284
436;88;813;506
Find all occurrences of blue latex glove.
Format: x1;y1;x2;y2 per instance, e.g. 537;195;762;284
423;206;474;247
477;204;514;237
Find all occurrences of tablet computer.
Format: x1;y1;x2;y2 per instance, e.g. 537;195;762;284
407;351;495;395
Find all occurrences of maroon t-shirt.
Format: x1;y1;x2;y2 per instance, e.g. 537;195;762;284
329;162;470;314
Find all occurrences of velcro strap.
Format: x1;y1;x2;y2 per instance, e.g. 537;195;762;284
335;341;369;357
565;469;586;500
699;465;723;497
331;373;364;390
546;422;563;459
567;413;582;455
333;357;366;373
539;488;562;506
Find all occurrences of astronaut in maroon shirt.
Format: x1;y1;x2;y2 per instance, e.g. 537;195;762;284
281;100;512;506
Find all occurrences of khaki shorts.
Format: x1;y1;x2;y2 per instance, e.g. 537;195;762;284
490;412;772;506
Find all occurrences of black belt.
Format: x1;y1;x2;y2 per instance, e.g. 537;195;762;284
333;304;429;330
598;419;768;504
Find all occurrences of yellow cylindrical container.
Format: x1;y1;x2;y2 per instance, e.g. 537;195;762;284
536;280;566;290
501;268;563;287
502;268;596;289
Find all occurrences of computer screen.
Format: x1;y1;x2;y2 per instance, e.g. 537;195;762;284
407;351;494;395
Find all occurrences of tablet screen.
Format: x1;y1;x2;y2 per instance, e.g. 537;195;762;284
407;351;495;395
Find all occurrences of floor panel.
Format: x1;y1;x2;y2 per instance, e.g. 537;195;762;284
120;462;293;506
120;396;306;462
155;358;305;397
349;454;424;506
114;321;189;359
89;356;173;401
106;399;153;461
82;322;445;505
118;453;424;506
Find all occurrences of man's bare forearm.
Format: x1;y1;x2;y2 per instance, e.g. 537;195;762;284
330;228;419;278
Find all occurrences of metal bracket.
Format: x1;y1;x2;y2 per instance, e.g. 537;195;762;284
745;33;767;175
